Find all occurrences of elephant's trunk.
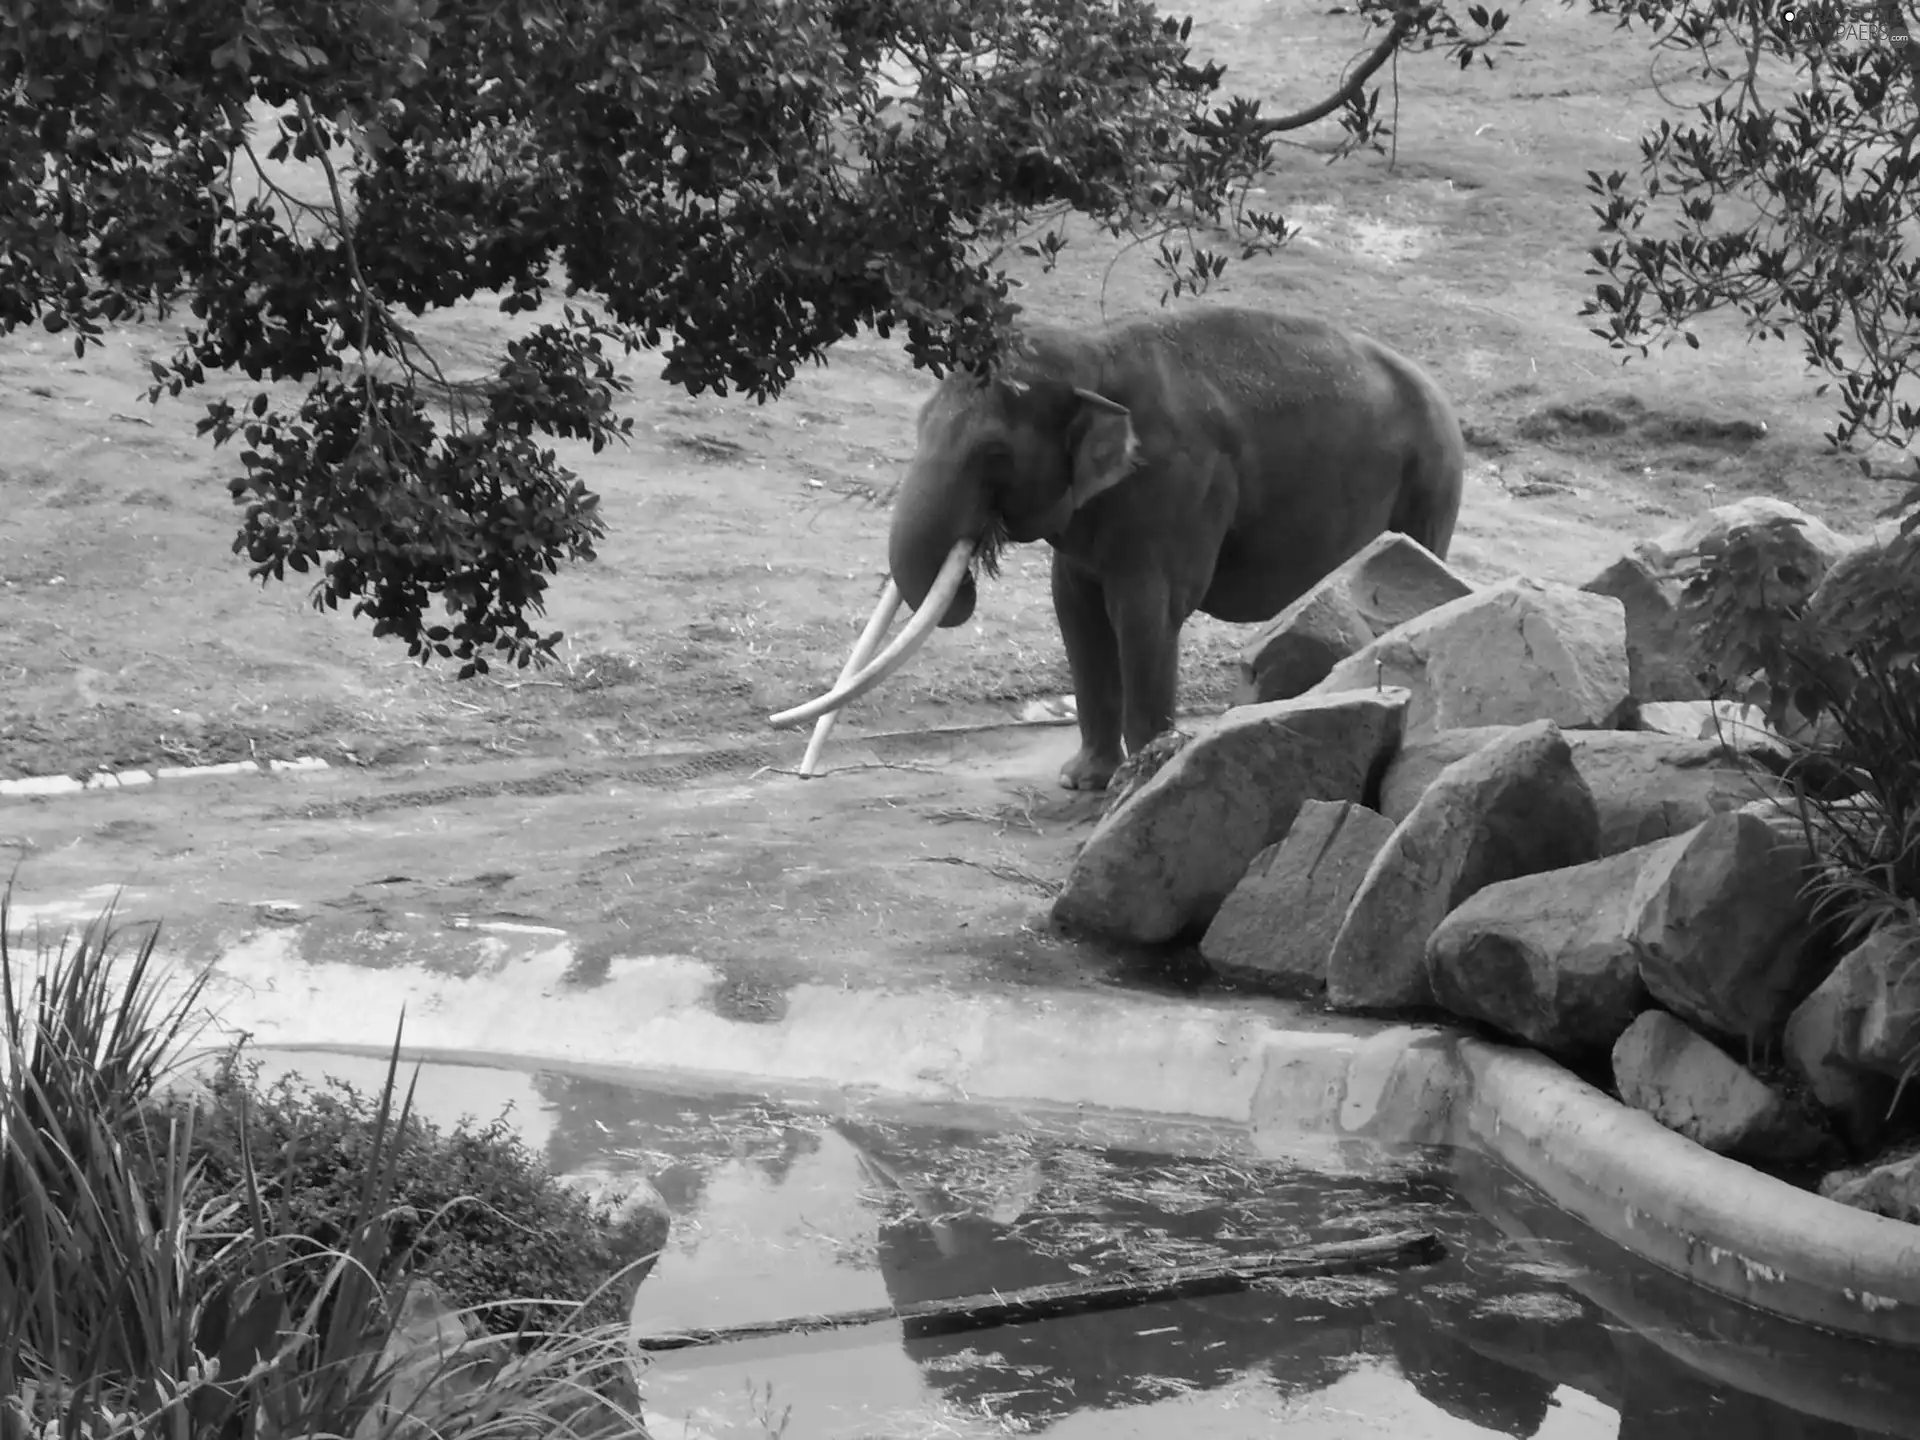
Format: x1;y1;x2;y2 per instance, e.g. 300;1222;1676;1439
887;462;988;628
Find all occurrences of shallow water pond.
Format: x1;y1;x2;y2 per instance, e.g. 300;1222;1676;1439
245;1050;1918;1440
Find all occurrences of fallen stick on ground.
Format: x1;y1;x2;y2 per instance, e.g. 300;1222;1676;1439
633;1227;1443;1352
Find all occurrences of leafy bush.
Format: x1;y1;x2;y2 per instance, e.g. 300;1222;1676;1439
1673;515;1920;949
1;891;653;1439
179;1054;661;1341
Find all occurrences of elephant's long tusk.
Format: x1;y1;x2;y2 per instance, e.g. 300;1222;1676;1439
768;539;974;730
797;582;902;776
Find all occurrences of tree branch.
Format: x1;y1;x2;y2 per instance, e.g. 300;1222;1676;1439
1193;15;1413;139
635;1229;1445;1351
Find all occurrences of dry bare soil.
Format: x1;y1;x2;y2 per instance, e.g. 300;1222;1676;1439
0;0;1901;784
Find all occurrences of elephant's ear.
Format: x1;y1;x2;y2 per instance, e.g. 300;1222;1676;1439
1067;388;1139;509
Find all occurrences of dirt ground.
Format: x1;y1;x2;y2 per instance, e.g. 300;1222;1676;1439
0;0;1901;785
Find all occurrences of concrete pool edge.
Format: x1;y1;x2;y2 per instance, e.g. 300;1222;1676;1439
154;931;1920;1348
1445;1039;1920;1346
1245;1018;1920;1345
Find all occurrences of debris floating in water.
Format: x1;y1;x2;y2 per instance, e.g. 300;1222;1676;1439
633;1227;1444;1352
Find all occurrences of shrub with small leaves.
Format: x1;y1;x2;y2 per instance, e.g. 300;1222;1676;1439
1673;514;1920;953
178;1052;658;1340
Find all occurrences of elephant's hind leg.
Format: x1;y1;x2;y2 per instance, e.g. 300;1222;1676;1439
1388;450;1462;560
1051;553;1125;791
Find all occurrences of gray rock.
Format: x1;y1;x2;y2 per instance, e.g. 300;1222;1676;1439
1234;583;1377;707
1819;1147;1920;1224
1805;532;1902;631
1200;799;1397;994
1611;1010;1826;1164
1326;719;1601;1011
1631;699;1794;763
1236;532;1473;704
1581;551;1704;702
1782;978;1899;1152
558;1167;674;1299
1644;496;1851;573
1783;924;1920;1146
1379;725;1773;857
1307;577;1631;740
1104;727;1194;810
360;1278;503;1437
1053;688;1408;945
1629;810;1827;1047
1426;841;1672;1059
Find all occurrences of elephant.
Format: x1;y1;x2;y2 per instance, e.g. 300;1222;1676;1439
771;306;1467;791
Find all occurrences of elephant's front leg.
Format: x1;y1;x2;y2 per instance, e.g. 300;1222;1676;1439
1108;580;1181;758
1051;553;1125;791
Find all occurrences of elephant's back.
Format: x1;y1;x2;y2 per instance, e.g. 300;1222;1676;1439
1096;309;1449;432
1128;310;1467;616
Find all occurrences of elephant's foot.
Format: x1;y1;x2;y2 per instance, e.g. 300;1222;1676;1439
1059;744;1122;791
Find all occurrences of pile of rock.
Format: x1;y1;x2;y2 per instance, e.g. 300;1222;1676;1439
1051;498;1920;1214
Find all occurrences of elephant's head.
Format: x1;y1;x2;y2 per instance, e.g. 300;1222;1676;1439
887;355;1141;629
768;336;1143;734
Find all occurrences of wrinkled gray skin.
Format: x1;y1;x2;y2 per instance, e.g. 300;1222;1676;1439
888;306;1467;791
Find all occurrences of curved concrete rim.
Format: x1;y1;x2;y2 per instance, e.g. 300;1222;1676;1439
159;934;1920;1347
1445;1039;1920;1345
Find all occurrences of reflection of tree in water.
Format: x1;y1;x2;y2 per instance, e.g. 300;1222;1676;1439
530;1072;822;1215
1387;1316;1556;1438
841;1119;1547;1433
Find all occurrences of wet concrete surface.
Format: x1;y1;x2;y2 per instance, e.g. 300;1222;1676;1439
245;1050;1920;1440
1;724;1152;995
0;723;1387;1117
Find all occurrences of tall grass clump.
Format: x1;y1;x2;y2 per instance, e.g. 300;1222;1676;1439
0;890;656;1439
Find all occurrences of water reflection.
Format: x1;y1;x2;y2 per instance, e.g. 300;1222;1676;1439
600;1085;1916;1440
241;1055;1919;1439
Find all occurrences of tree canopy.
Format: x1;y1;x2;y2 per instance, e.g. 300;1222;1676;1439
7;0;1513;671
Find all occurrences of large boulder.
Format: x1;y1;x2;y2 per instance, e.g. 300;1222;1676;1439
1053;689;1407;944
1783;990;1899;1151
556;1167;674;1302
1379;726;1772;857
1307;577;1631;739
1326;720;1601;1011
1611;1010;1826;1164
1783;923;1920;1143
1200;799;1397;994
1629;810;1827;1047
1642;496;1852;579
1805;530;1906;631
1425;841;1673;1059
1581;551;1704;702
1236;533;1473;704
1595;498;1853;717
